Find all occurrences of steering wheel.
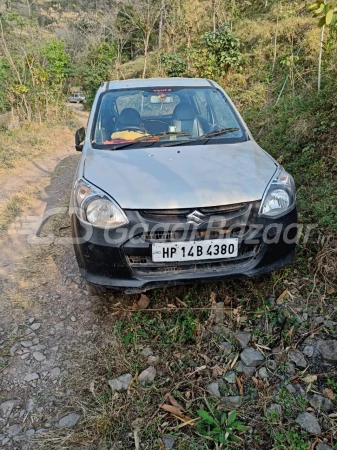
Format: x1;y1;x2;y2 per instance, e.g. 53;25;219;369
117;126;147;133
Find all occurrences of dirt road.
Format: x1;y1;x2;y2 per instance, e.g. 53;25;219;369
0;112;115;449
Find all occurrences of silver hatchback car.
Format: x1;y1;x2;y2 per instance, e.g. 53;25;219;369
70;78;297;294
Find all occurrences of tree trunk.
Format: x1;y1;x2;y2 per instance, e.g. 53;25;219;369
158;0;165;49
318;25;325;92
272;1;280;72
212;0;216;32
143;31;150;78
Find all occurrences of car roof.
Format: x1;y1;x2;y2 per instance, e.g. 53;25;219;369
102;78;212;91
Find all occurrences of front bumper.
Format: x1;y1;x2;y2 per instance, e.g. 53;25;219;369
71;203;298;292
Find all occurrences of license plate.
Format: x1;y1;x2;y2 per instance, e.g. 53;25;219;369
152;239;239;263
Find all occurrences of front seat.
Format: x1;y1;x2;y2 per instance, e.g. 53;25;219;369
116;108;142;131
172;103;203;137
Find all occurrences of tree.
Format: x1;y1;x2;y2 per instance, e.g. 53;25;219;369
117;0;161;78
308;0;337;91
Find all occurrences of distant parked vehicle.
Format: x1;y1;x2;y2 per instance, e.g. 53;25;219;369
68;93;86;103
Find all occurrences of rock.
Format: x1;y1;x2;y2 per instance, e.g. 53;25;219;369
285;362;296;375
315;316;324;324
296;412;321;434
220;341;233;356
240;348;264;367
20;341;33;348
235;332;252;349
220;396;243;410
266;360;278;371
288;349;307;368
26;429;35;437
24;373;39;382
267;404;282;416
316;444;332;450
10;343;21;356
7;424;23;436
303;345;314;358
309;395;333;412
32;352;46;362
58;413;80;428
28;318;35;324
285;384;297;395
211;325;233;337
258;367;268;379
236;361;256;377
108;374;133;392
317;340;337;362
71;316;76;322
50;367;61;378
148;355;160;365
224;371;237;384
0;400;17;417
2;438;10;445
30;323;41;331
140;347;153;357
162;436;175;449
207;381;221;398
138;366;156;384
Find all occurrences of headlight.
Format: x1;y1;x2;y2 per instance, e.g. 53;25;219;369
259;168;296;218
73;179;128;229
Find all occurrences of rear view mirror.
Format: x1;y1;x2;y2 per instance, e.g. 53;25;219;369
150;95;174;104
75;127;86;151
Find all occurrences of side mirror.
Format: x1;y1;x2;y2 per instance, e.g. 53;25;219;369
75;127;86;151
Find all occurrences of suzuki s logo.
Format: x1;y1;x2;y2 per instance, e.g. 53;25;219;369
186;210;206;227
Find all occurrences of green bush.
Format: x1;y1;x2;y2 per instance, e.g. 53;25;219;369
160;53;188;77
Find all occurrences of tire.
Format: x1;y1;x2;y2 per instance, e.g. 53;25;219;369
86;283;107;296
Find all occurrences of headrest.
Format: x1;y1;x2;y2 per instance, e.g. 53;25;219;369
172;103;196;120
118;108;141;125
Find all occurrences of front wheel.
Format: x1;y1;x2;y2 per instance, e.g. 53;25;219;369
86;283;107;296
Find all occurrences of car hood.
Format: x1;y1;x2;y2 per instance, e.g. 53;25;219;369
84;141;277;210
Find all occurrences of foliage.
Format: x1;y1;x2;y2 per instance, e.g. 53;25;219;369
160;53;188;77
308;0;337;27
274;429;310;450
188;26;243;79
196;409;248;445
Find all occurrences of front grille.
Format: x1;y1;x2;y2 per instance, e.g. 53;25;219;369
126;244;260;277
141;227;249;243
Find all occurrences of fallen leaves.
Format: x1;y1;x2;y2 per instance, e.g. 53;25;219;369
276;289;288;303
138;294;150;309
159;394;198;427
302;374;317;384
236;376;244;396
322;388;335;400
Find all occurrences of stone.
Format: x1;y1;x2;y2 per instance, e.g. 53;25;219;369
235;332;252;349
50;367;61;378
224;371;237;384
317;340;337;362
33;352;46;362
138;366;156;384
207;381;221;398
309;395;333;413
148;355;160;365
266;404;282;416
288;349;307;368
0;400;17;417
296;412;321;434
240;348;264;367
211;325;233;337
303;345;314;358
28;318;35;324
108;374;133;392
24;373;39;382
162;436;175;449
285;362;296;375
315;316;324;324
266;360;278;371
20;341;33;348
7;424;23;436
140;347;153;357
220;341;233;356
316;444;332;450
58;413;80;428
236;361;256;377
30;323;41;331
258;367;268;379
220;396;243;410
71;316;76;322
10;343;20;356
26;429;35;437
285;384;297;395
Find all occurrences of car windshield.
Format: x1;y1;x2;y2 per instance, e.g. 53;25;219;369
91;86;245;148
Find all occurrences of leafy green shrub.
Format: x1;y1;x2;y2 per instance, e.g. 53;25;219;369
189;26;243;79
197;409;248;445
160;53;188;77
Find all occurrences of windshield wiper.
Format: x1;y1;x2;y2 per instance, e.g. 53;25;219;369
133;131;192;141
161;128;240;147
